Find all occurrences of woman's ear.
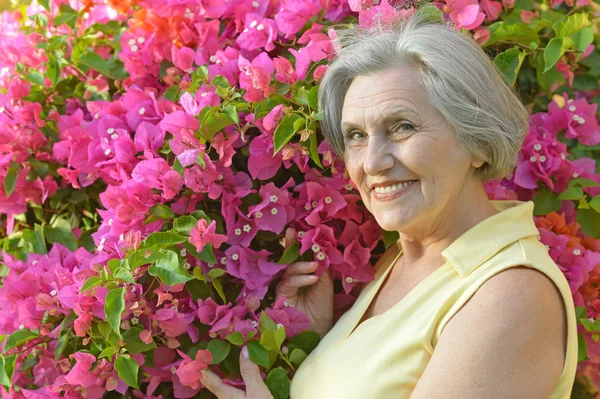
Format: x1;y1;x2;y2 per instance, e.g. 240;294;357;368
471;157;485;169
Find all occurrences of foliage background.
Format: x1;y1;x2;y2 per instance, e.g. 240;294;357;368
0;0;599;398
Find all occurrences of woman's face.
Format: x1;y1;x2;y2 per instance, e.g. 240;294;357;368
341;66;484;236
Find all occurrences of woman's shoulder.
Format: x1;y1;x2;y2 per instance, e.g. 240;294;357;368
413;264;570;398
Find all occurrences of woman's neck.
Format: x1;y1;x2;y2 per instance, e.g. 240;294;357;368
396;182;499;271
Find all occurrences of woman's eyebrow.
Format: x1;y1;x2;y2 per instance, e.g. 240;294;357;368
341;108;419;131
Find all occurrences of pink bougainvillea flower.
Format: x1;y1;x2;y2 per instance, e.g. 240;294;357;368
358;0;414;28
189;219;228;252
175;349;212;390
238;53;275;102
548;95;600;146
171;45;196;73
446;0;486;30
237;13;279;52
64;352;98;388
247;182;295;234
131;158;183;200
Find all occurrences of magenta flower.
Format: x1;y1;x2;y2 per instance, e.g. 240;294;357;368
175;349;212;390
189;219;228;253
446;0;486;30
238;53;275;102
247;182;295;235
237;14;279;52
64;352;98;388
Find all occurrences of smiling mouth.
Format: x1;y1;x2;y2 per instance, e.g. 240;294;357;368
372;180;418;194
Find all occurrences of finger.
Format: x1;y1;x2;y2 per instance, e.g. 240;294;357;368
282;261;318;278
201;369;246;399
275;274;319;299
240;347;274;399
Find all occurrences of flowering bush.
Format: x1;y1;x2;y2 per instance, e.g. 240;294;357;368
0;0;599;397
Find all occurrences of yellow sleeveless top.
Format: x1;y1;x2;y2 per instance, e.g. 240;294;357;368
290;200;578;398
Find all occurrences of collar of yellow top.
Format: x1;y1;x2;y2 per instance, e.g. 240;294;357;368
437;200;540;278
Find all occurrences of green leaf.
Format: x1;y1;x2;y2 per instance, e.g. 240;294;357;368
81;276;103;293
580;318;595;331
55;4;77;29
274;327;286;349
44;220;78;251
47;58;62;86
570;27;594;59
558;13;591;38
143;232;186;249
289;348;308;367
115;354;140;389
123;327;157;354
22;224;47;254
573;74;599;91
277;244;300;265
79;52;113;78
54;330;70;361
382;229;400;249
4;330;39;353
265;368;291;399
4;166;17;198
557;186;584;200
589;196;600;213
207;339;231;364
114;267;135;283
99;347;117;359
146;204;175;222
0;354;11;389
148;249;194;286
308;85;319;110
543;37;575;73
308;131;322;168
24;70;46;86
224;105;240;124
105;287;125;338
208;268;227;278
260;330;279;351
211;277;227;303
273;114;303;154
532;187;561;216
286;331;320;354
575;306;588;320
226;332;244;345
254;97;283;119
247;341;270;367
577;208;600;238
578;333;588;362
569;177;600;188
494;48;525;86
259;311;277;333
38;0;50;11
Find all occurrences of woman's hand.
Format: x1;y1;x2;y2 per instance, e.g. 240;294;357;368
275;261;334;338
201;346;273;399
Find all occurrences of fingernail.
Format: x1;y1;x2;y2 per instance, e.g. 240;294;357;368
242;346;249;359
308;275;318;280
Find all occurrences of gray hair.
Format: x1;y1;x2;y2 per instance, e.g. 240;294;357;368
318;5;530;181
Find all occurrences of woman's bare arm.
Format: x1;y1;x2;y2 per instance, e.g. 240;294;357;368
410;266;567;399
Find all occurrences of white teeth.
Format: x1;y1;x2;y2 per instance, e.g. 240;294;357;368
373;180;416;194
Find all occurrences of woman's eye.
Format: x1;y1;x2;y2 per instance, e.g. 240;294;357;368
346;131;365;141
392;122;415;132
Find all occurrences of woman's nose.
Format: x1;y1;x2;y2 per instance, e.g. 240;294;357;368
363;135;395;176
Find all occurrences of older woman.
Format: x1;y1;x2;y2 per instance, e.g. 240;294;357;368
201;5;578;399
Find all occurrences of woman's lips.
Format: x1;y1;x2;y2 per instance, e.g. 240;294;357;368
371;180;418;201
